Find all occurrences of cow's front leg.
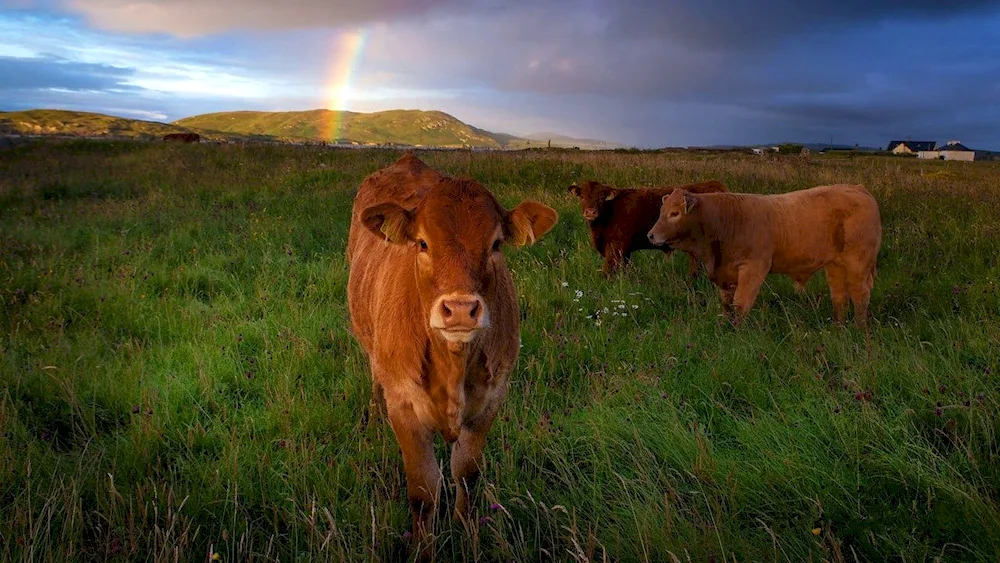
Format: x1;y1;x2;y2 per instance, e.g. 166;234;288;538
685;252;701;279
387;403;441;560
731;263;768;325
717;283;736;313
450;399;501;522
602;243;626;276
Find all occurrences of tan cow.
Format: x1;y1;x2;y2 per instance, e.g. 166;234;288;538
647;184;881;326
346;153;557;557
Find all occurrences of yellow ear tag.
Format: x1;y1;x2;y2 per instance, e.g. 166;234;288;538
379;214;406;243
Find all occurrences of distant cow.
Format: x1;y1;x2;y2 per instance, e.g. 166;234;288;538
347;153;557;557
647;184;881;326
162;132;200;143
568;180;727;276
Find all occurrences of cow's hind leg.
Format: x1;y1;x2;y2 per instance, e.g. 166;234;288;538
372;381;387;420
825;264;850;325
451;400;501;522
846;262;875;328
387;405;441;561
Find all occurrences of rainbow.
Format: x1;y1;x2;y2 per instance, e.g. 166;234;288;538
322;28;370;143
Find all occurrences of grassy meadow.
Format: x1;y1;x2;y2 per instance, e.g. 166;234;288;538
1;141;999;562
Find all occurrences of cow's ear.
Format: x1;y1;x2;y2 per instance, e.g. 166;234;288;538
567;183;581;197
361;203;414;244
683;192;698;213
506;201;558;247
604;189;619;201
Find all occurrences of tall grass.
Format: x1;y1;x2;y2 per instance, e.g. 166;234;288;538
1;141;998;562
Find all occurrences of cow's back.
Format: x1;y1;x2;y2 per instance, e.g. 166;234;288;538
704;184;880;273
768;184;880;260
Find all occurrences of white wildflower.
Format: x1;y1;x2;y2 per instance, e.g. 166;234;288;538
575;290;583;299
561;281;569;287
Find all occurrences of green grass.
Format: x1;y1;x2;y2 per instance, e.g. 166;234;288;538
1;141;999;562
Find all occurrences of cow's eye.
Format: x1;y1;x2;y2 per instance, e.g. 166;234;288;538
418;239;428;252
492;239;503;252
669;211;680;218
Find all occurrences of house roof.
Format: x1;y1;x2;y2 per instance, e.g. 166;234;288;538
939;142;972;151
887;140;936;152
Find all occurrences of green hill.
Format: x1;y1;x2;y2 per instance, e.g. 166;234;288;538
1;108;621;150
0;109;195;139
174;109;520;148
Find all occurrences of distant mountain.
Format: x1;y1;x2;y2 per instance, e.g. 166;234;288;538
522;132;625;150
0;109;197;139
0;107;625;151
175;109;520;148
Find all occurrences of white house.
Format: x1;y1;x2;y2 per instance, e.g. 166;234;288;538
919;141;983;161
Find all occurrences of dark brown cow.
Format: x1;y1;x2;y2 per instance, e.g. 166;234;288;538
568;180;727;276
346;153;557;558
647;184;881;326
163;132;200;143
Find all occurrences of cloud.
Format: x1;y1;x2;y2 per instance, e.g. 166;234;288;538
603;0;1000;50
105;107;168;120
7;1;1000;148
0;54;136;92
61;0;465;37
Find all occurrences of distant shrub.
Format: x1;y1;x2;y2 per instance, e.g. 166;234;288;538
777;143;804;155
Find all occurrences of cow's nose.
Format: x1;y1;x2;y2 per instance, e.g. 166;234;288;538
647;230;661;244
440;296;484;330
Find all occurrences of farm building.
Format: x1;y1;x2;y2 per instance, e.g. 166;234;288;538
918;141;987;161
887;140;935;154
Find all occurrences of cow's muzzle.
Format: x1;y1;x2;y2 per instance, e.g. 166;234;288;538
429;293;489;343
647;229;669;246
583;208;598;221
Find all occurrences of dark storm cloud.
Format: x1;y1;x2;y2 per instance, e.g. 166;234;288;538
603;0;1000;52
0;55;137;92
8;0;1000;147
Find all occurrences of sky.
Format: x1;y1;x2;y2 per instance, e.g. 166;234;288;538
1;0;999;148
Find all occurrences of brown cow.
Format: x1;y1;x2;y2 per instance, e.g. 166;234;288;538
346;153;557;558
568;180;727;276
163;132;200;143
647;184;881;326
